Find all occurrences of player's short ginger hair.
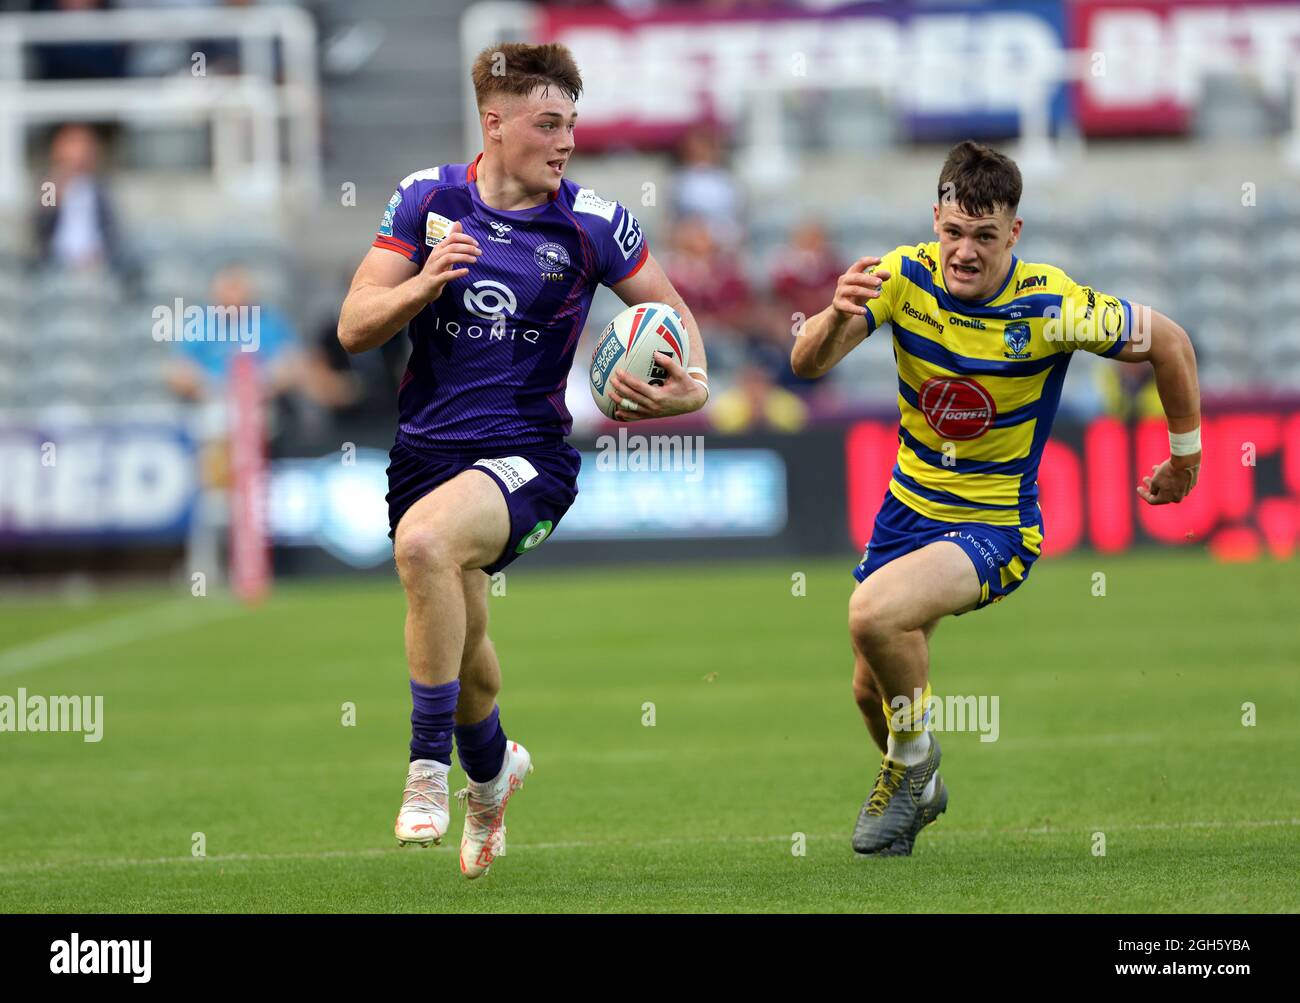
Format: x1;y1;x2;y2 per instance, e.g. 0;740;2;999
470;42;583;110
938;141;1023;218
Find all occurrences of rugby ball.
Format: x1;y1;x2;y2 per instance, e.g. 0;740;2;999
589;302;689;419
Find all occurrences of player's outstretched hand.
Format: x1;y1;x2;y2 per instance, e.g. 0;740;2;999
418;221;481;302
832;256;891;317
607;351;707;422
1138;457;1199;505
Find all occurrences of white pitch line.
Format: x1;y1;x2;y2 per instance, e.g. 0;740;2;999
1;819;1296;878
0;600;244;679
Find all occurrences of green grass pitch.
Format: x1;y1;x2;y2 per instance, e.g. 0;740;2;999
0;552;1296;913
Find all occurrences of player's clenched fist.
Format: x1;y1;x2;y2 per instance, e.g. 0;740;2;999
1138;458;1199;505
832;256;891;318
418;221;482;302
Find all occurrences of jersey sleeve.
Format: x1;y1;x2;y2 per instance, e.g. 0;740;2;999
862;245;907;335
1052;277;1133;357
571;188;649;286
372;182;425;264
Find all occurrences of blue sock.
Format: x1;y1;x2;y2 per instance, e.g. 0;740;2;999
409;679;459;765
455;705;507;783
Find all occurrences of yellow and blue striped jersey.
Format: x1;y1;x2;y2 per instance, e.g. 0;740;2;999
862;241;1133;543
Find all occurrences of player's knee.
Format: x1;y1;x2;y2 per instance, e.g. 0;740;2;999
394;523;460;584
848;589;896;654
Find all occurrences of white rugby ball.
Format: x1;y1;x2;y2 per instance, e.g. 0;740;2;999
589;301;689;419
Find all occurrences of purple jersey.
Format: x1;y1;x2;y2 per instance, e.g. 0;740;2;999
372;154;649;452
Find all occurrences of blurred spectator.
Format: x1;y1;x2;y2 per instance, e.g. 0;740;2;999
745;297;820;394
1098;360;1164;420
710;363;809;434
34;124;123;273
770;219;842;323
165;265;350;412
669;124;744;248
662;216;752;336
32;0;128;81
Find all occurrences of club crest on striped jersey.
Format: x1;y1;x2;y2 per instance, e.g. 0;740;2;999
918;376;996;440
535;242;570;274
1003;322;1032;359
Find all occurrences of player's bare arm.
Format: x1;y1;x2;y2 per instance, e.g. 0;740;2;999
337;222;482;354
605;251;709;421
790;256;891;378
1112;305;1202;505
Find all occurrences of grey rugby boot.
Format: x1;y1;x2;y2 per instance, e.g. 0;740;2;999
851;734;942;855
871;774;948;857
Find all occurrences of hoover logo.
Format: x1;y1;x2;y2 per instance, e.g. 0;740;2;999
463;280;517;320
918;377;996;439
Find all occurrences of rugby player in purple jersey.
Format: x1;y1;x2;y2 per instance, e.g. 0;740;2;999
338;43;709;878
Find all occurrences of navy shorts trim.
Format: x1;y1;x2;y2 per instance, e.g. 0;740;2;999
386;438;580;575
851;490;1041;614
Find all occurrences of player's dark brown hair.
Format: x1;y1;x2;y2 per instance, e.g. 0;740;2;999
471;43;583;109
937;140;1022;217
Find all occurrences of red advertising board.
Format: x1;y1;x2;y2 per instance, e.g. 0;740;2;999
846;413;1300;558
534;2;1070;150
1072;0;1300;135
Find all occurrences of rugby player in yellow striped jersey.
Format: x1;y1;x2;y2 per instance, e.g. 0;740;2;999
791;141;1202;857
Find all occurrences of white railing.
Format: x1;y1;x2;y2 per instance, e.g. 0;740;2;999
0;7;322;207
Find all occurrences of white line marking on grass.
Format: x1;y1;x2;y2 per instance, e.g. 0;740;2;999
0;600;243;679
2;819;1297;877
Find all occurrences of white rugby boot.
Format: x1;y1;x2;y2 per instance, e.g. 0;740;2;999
454;740;533;879
394;759;451;847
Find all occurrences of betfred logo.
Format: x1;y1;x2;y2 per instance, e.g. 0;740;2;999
918;377;996;440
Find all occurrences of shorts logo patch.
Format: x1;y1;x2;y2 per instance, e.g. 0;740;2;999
918;377;996;440
425;212;454;247
474;456;538;493
516;520;553;554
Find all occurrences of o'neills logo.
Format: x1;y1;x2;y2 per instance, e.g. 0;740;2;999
918;377;996;439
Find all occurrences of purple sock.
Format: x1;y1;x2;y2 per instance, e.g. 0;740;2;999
409;679;459;765
455;705;507;783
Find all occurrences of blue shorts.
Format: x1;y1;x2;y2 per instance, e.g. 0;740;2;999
386;438;581;575
852;490;1041;614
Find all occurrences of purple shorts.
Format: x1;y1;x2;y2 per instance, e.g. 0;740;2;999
386;438;581;574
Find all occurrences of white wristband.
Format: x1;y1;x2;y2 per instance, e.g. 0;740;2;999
686;369;709;405
1169;427;1201;456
